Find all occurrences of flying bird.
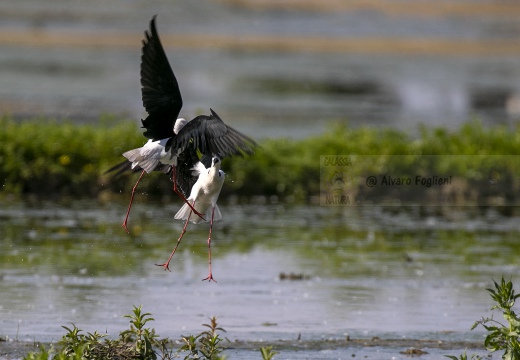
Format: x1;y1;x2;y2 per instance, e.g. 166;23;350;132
156;156;225;282
106;16;257;233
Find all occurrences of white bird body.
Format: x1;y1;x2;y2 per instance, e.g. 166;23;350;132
122;118;188;173
122;138;172;173
175;158;225;224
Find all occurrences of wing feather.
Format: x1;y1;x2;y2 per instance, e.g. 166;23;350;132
174;146;200;198
173;109;257;158
140;16;183;141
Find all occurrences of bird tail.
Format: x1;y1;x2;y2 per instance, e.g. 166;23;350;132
104;160;134;176
122;148;141;163
211;204;222;222
122;148;159;173
174;203;222;224
104;160;170;178
174;201;200;224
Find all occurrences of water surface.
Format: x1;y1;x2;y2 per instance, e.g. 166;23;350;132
1;0;520;137
1;199;519;349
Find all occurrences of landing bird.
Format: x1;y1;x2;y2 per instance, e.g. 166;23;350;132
155;156;225;282
106;16;257;233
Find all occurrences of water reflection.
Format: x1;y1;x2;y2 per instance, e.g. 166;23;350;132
1;199;519;342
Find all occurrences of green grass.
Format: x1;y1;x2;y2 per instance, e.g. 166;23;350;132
2;115;520;202
0;115;143;198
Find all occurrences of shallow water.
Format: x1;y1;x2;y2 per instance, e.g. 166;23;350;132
1;0;520;137
2;3;520;359
1;199;519;353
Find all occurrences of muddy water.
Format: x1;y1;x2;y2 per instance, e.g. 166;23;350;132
1;199;519;353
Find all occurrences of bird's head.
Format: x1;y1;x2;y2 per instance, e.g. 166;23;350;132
210;156;225;178
212;156;221;167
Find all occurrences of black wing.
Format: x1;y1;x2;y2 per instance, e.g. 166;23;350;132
173;109;257;158
173;147;200;198
173;151;213;199
104;160;139;177
140;16;183;141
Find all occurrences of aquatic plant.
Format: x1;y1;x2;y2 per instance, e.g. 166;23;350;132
445;350;483;360
474;277;520;359
22;305;276;360
0;115;143;198
119;306;158;359
25;306;159;360
3;115;520;202
178;316;227;360
446;277;520;360
260;346;278;360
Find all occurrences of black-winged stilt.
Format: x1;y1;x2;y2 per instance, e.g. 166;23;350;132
156;156;225;282
107;16;257;233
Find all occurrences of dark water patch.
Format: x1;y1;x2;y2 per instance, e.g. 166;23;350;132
471;86;512;109
0;59;99;77
241;76;387;96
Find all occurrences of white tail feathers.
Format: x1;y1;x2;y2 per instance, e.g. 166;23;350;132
211;204;222;222
122;148;159;173
122;148;141;162
174;202;194;222
174;203;222;224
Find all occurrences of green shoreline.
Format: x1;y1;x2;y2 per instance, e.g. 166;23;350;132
2;115;520;205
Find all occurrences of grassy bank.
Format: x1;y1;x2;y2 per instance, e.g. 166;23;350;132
1;115;520;203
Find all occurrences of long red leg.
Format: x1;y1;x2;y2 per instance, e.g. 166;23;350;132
155;208;193;272
172;166;206;221
202;206;217;283
122;170;146;234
